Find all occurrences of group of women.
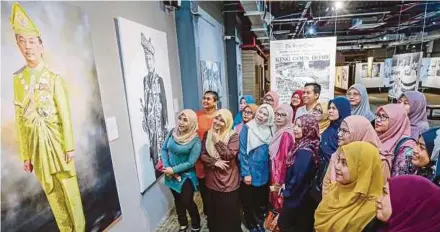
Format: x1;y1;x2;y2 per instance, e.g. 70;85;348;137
159;85;440;232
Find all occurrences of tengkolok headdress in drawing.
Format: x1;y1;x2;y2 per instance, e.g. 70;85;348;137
141;33;155;56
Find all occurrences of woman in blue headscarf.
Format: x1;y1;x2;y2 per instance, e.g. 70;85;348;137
233;95;256;127
411;127;440;186
319;97;351;165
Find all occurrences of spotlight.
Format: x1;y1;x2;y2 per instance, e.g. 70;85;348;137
307;27;316;35
335;1;343;10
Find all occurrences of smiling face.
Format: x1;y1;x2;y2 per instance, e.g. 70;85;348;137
337;121;351;146
242;106;254;123
311;103;324;121
335;152;351;185
263;94;274;107
376;182;392;222
274;108;288;127
213;114;226;131
291;93;301;107
328;102;340;121
202;93;217;110
293;118;303;139
255;107;269;125
374;109;390;134
397;95;410;115
16;34;43;66
177;113;190;132
347;88;361;106
303;86;318;105
411;136;431;168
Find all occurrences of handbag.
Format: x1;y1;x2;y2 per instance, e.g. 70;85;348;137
264;210;280;232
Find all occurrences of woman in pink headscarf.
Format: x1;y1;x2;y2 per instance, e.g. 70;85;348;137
375;104;416;177
263;91;280;110
269;104;295;211
322;115;386;197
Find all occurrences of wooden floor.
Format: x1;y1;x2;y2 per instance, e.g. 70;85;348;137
156;92;440;231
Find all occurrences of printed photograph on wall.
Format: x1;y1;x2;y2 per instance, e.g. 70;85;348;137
383;58;393;87
420;57;440;88
389;52;422;98
1;2;121;231
116;17;175;193
371;63;381;78
335;65;349;90
201;60;223;108
361;64;369;78
270;37;336;104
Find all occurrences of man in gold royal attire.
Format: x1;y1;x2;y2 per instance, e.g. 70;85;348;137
10;3;85;231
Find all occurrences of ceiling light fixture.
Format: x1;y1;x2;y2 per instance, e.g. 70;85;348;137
335;1;343;10
307;26;316;35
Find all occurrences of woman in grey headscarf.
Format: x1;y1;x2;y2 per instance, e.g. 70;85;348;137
346;84;375;123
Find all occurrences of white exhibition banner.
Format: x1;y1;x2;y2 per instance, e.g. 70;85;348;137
389;52;422;98
335;66;349;90
270;37;336;104
116;17;176;193
355;62;384;88
420;57;440;88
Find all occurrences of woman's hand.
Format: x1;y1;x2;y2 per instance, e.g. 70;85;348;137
244;175;252;185
214;160;229;170
163;167;174;175
212;130;220;144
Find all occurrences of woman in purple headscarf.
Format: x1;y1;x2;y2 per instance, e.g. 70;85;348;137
398;91;430;139
376;175;440;232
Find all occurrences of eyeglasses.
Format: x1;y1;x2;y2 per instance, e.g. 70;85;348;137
337;128;350;135
243;110;253;115
275;112;287;117
263;98;274;103
346;92;360;97
375;114;389;122
311;108;323;115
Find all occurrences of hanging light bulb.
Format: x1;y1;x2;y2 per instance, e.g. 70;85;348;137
335;1;343;10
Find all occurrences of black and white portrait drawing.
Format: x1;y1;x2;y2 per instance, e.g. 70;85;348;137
140;33;168;180
201;60;222;107
116;17;175;193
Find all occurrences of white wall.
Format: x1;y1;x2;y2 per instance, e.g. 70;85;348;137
69;2;182;231
196;6;229;108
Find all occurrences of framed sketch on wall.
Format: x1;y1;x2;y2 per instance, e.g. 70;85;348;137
420;57;440;88
201;60;223;108
116;17;175;193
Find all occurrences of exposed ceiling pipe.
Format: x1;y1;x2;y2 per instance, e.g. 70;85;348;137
240;36;267;59
272;18;308;23
312;11;391;21
292;1;311;38
387;33;440;47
